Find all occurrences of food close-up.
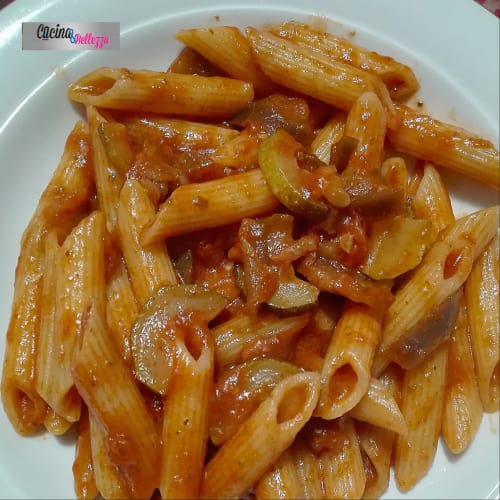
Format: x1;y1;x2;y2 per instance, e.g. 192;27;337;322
0;1;498;499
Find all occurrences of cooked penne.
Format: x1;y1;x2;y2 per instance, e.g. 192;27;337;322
122;114;239;147
36;119;95;241
246;28;395;120
37;230;89;431
130;284;227;397
411;162;455;234
316;302;382;420
350;378;407;435
394;185;451;491
141;169;280;244
1;215;48;436
357;364;403;499
2;17;499;500
380;156;408;213
442;289;483;454
37;211;106;423
211;312;310;370
309;110;346;164
43;407;72;436
1;120;94;436
266;20;420;99
87;105;126;235
210;129;260;169
376;206;499;374
105;257;138;367
357;421;395;500
160;331;213;499
257;415;366;499
72;302;161;499
255;438;324;500
319;415;367;500
68;67;254;118
89;410;130;499
175;26;277;96
394;343;449;491
464;233;500;412
117;179;177;306
36;231;61;431
166;46;219;75
388;103;500;190
72;407;99;500
201;371;320;499
342;91;387;178
292;294;343;373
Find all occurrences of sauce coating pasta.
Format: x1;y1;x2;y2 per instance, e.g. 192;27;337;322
1;18;499;500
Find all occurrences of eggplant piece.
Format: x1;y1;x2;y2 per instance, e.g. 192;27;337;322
386;291;460;370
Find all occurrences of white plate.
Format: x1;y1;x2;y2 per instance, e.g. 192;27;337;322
0;0;498;498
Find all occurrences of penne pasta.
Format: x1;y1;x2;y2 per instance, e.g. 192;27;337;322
266;20;420;99
87;105;125;235
376;206;499;374
175;26;277;96
201;371;320;499
246;27;395;121
2;17;499;500
72;302;161;499
357;364;403;499
342;91;387;178
37;211;106;423
36;231;61;430
36;119;95;241
160;330;213;499
117;178;178;307
316;301;382;420
72;407;99;500
319;415;367;500
212;312;310;370
105;257;138;367
442;289;483;454
1;214;48;436
68;67;254;118
394;343;449;492
388;103;500;190
255;437;324;500
464;233;500;412
89;410;131;499
309;110;346;164
411;162;455;234
357;421;395;500
350;377;407;435
141;169;280;244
